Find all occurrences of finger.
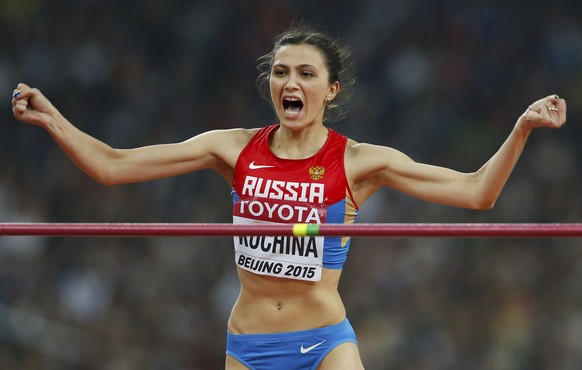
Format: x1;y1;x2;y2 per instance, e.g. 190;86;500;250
12;83;31;100
556;99;567;126
12;96;29;117
542;104;565;128
556;97;567;113
13;103;27;118
550;96;568;122
16;82;30;90
545;94;559;108
542;94;559;112
12;87;25;100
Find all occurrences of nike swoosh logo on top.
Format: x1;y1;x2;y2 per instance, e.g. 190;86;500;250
300;340;327;354
249;161;275;170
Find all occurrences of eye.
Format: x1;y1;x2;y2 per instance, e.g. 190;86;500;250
301;71;314;78
273;69;286;77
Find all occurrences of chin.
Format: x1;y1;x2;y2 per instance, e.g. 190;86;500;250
279;118;308;129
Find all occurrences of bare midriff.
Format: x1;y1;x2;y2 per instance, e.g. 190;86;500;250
227;267;346;334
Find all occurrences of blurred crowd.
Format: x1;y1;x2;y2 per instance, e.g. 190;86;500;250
1;1;582;369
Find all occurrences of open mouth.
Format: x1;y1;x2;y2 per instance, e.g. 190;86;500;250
283;98;304;115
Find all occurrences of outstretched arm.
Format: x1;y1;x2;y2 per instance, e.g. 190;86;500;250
11;83;249;185
468;95;566;207
347;95;567;208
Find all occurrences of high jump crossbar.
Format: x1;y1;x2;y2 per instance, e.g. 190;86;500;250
1;223;582;238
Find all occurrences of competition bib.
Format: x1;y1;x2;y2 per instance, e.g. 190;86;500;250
233;217;324;281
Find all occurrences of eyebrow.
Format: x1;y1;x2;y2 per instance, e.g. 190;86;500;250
272;63;320;70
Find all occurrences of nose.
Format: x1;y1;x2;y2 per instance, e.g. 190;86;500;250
284;73;299;90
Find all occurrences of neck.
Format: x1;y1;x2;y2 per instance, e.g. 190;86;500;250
270;124;329;159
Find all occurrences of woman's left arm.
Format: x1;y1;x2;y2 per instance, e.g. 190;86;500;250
348;95;567;208
469;95;566;208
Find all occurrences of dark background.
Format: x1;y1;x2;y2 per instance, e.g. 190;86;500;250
1;1;582;369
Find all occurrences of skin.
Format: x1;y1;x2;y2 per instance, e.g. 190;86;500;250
12;43;567;369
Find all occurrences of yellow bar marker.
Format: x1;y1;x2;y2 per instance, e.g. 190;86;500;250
292;223;320;237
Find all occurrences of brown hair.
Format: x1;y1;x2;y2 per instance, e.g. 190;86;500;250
256;20;356;123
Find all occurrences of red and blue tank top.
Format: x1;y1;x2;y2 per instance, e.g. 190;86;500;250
231;124;359;281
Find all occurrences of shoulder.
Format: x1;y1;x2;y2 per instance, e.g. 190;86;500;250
186;127;260;152
182;127;262;181
179;127;262;168
344;139;412;181
345;139;404;162
207;127;260;141
217;127;260;147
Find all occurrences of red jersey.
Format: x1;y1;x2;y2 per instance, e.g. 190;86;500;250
231;124;359;281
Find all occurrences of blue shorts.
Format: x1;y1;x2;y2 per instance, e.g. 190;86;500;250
226;318;358;370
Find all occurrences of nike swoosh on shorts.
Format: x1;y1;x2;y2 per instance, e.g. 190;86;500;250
300;340;327;354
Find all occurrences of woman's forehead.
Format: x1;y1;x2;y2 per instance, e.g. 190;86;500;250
272;44;326;68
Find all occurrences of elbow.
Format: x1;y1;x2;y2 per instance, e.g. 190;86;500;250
98;173;125;187
460;187;497;210
92;175;115;187
99;178;118;187
476;200;496;210
466;176;498;210
89;169;120;187
470;195;496;210
88;156;125;186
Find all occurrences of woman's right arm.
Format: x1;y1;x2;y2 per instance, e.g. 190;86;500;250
11;83;247;185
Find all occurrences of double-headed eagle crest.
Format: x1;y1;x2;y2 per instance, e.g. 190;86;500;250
309;166;325;180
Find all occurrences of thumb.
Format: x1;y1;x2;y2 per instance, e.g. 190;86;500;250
12;82;30;98
12;83;35;122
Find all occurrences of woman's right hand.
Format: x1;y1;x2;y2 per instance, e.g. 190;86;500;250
12;83;59;128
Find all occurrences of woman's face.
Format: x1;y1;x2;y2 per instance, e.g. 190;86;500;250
269;43;339;129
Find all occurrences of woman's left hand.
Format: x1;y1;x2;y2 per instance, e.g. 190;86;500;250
520;95;567;130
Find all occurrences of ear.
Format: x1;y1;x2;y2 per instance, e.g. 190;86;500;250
326;81;340;102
